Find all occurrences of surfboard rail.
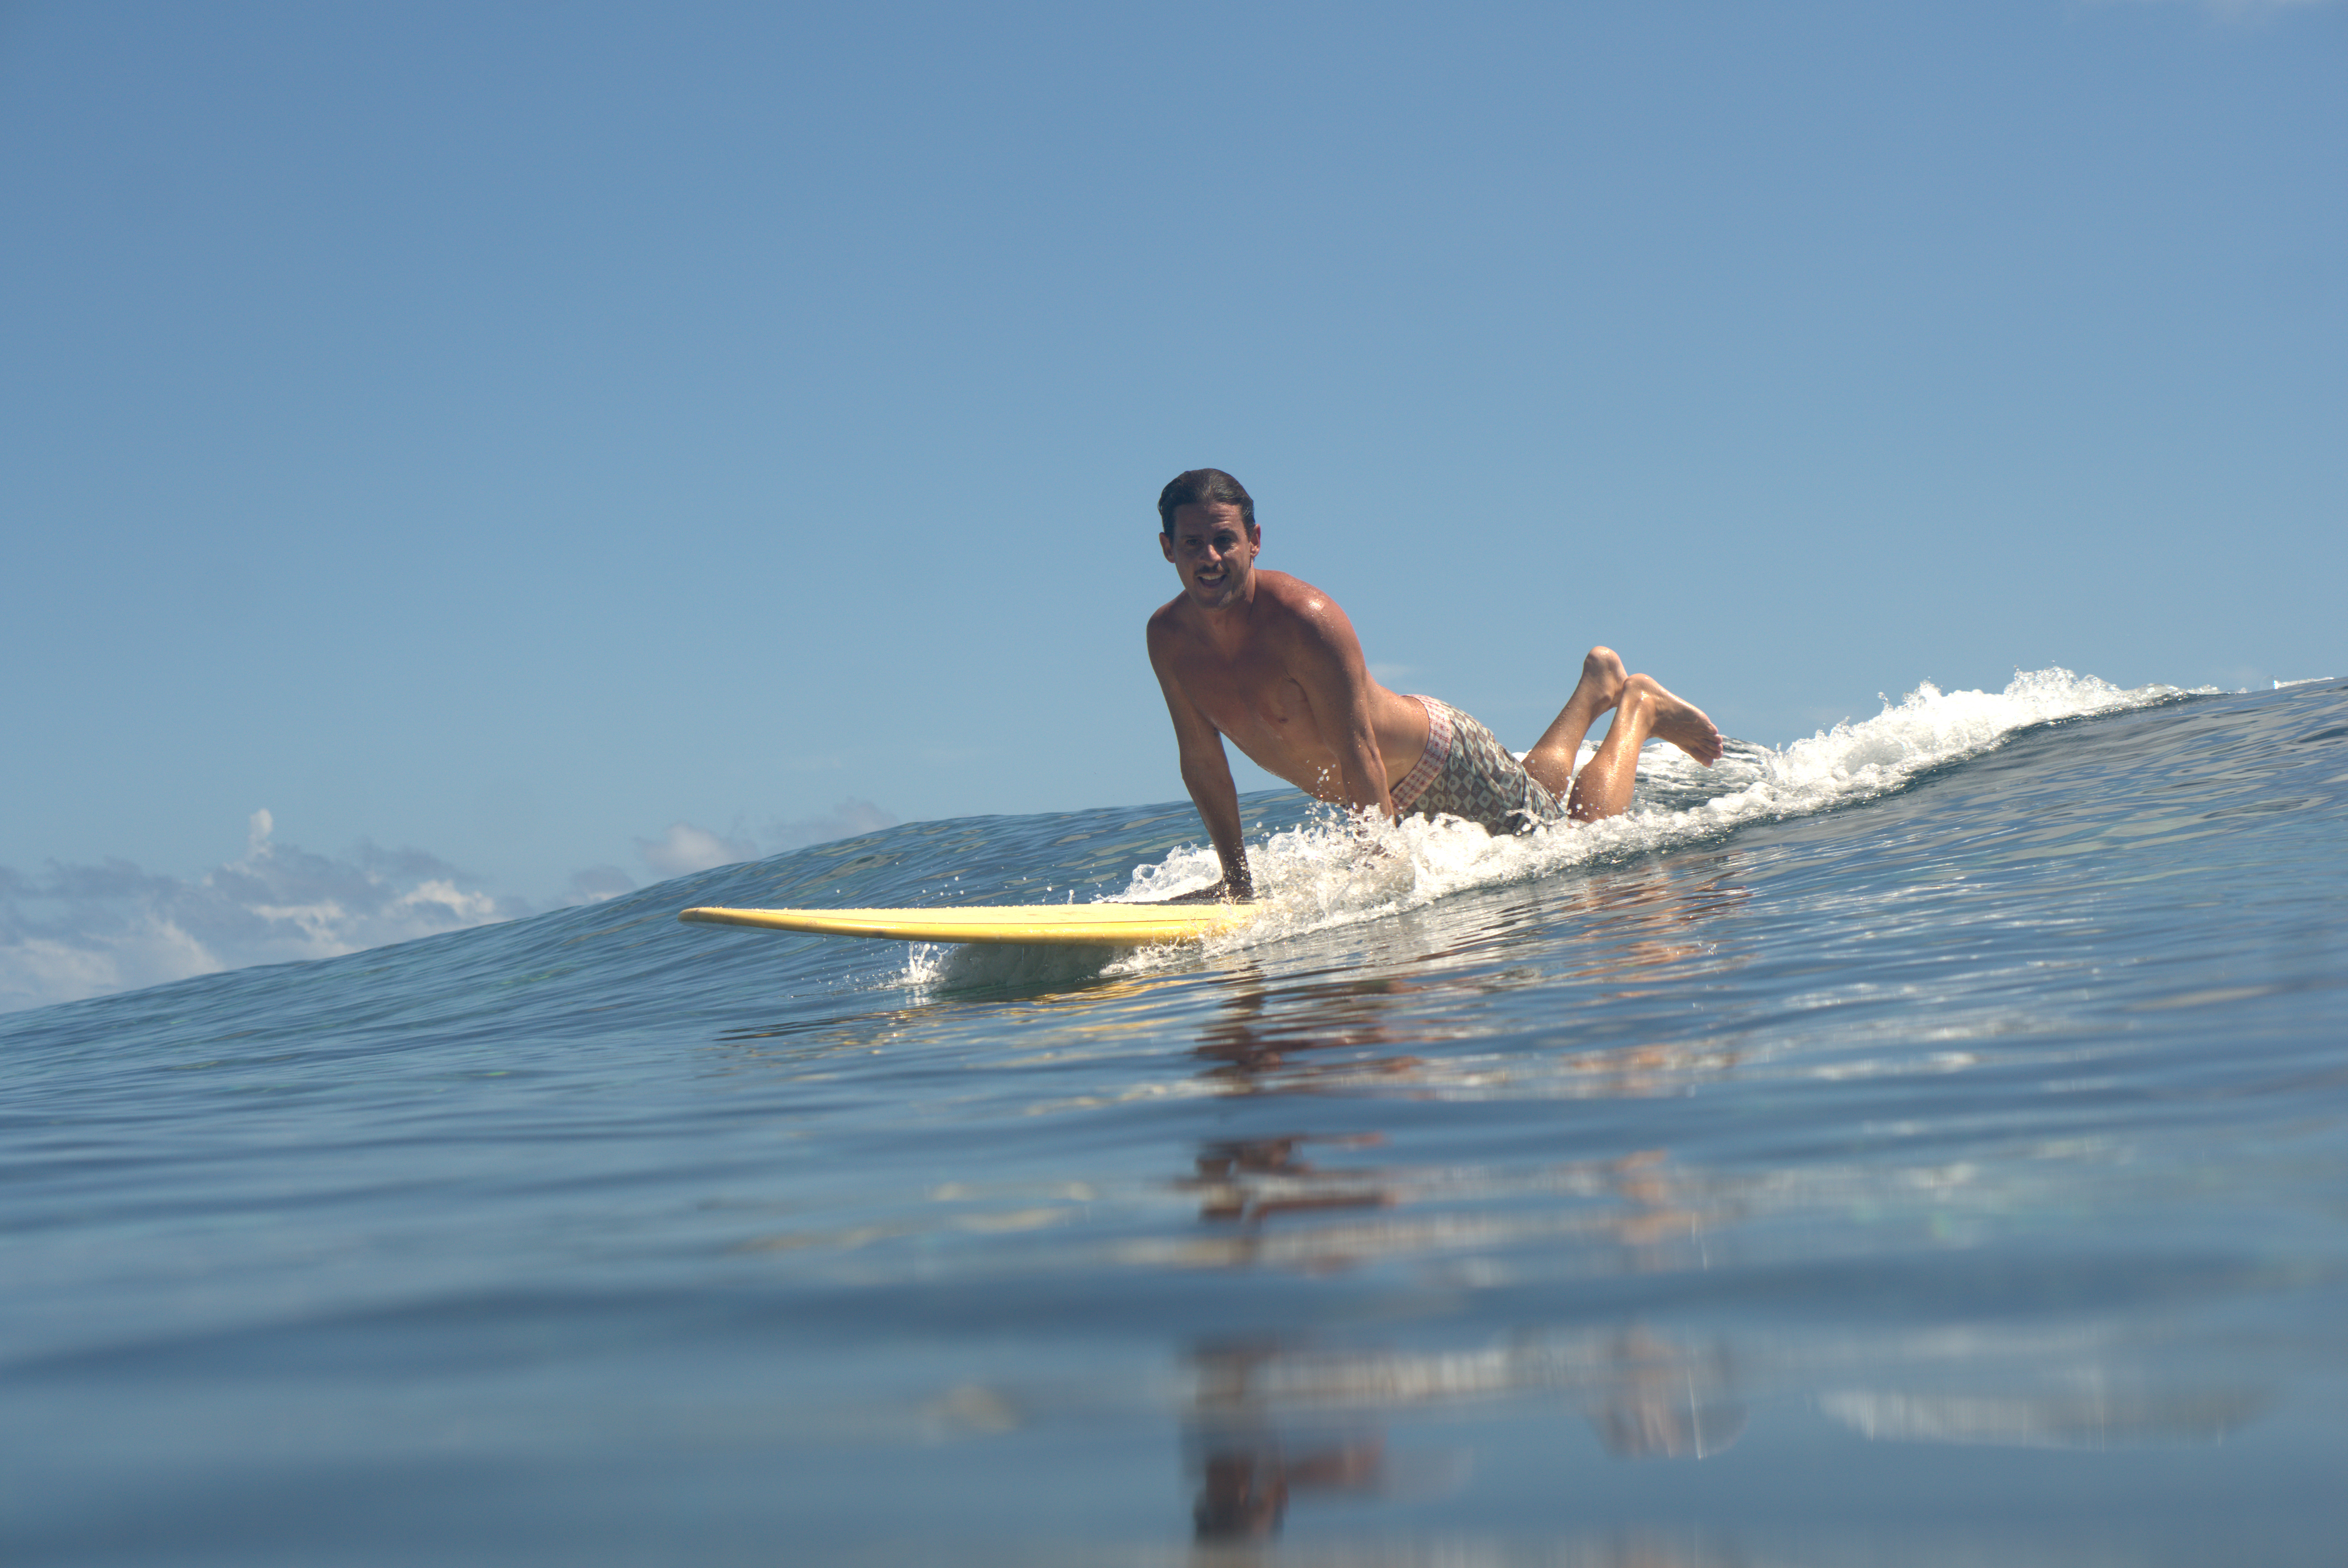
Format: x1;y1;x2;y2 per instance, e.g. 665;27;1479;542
677;902;1257;946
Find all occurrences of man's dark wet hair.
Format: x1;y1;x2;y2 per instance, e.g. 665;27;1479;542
1158;468;1255;536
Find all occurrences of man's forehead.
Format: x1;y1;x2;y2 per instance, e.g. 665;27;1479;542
1170;501;1252;531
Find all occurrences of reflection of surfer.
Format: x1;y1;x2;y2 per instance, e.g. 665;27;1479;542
1582;1326;1747;1459
1192;1435;1386;1540
1190;980;1423;1087
1188;1135;1393;1225
1186;1343;1388;1541
1147;468;1724;900
1182;1329;1738;1542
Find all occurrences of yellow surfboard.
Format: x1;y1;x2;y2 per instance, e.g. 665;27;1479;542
677;903;1257;946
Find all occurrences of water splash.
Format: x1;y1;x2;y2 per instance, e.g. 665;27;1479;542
1195;668;2192;952
905;668;2201;990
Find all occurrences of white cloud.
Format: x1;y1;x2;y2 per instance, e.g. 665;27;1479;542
635;822;760;878
564;865;637;904
636;800;898;879
4;799;905;1013
0;810;527;1014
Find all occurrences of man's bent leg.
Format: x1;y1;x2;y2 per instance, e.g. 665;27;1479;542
1522;647;1629;799
1566;673;1725;823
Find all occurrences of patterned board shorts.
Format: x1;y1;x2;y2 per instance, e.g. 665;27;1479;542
1388;696;1563;836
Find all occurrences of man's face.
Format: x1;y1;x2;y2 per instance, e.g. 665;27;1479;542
1161;501;1260;611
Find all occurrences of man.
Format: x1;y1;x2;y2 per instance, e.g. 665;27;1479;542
1147;468;1724;901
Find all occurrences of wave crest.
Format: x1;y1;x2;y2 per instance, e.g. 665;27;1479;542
1098;667;2202;963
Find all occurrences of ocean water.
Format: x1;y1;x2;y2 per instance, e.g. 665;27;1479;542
5;671;2345;1566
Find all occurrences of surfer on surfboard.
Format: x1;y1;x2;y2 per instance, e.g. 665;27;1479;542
1147;468;1725;902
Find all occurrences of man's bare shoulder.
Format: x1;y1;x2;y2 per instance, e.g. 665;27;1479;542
1146;594;1191;647
1146;572;1356;658
1249;571;1360;647
1247;570;1328;613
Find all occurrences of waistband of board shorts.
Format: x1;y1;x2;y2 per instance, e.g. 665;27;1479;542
1389;696;1453;815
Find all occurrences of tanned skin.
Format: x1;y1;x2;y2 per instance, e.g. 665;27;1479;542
1147;501;1725;900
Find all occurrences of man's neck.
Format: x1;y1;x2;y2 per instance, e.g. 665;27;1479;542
1188;577;1261;653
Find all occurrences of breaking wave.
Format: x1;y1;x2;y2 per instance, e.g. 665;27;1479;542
919;667;2204;988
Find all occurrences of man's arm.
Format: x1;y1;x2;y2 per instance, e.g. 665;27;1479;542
1148;630;1255;900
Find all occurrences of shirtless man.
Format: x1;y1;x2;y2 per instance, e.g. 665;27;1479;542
1147;468;1725;900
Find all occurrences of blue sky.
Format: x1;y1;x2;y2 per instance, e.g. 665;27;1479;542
4;0;2342;1006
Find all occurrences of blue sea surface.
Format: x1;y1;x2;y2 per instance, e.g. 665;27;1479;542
5;673;2346;1566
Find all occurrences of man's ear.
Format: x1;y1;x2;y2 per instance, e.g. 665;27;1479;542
1160;532;1176;562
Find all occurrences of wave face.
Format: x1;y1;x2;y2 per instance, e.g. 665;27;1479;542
5;672;2347;1564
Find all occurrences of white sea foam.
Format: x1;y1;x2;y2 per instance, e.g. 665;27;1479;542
1155;667;2198;957
910;667;2203;991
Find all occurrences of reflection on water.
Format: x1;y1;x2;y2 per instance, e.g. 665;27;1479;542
1578;1328;1747;1459
9;685;2346;1563
708;844;2281;1550
1187;1342;1391;1541
1183;1327;1749;1540
1133;856;2272;1543
1167;866;1767;1541
1184;859;1757;1104
1165;1313;2265;1542
1187;1135;1394;1228
1817;1381;2264;1449
1190;978;1429;1090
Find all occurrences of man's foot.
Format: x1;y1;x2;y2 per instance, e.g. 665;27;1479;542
1627;674;1724;766
1523;646;1635;799
1575;646;1630;716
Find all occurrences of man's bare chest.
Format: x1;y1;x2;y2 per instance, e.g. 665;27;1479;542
1175;643;1324;749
